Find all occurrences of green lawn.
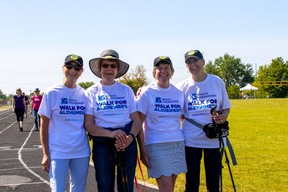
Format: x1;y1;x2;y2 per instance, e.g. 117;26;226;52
135;98;288;192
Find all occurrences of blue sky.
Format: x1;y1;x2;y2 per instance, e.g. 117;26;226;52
1;0;287;95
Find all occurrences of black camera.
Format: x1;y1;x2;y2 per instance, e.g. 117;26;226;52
203;121;229;139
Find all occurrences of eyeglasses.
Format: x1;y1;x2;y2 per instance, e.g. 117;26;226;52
101;64;117;69
65;64;82;71
186;58;200;64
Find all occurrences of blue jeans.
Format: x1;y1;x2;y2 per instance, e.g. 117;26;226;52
92;122;137;192
185;147;221;192
33;109;40;128
49;157;90;192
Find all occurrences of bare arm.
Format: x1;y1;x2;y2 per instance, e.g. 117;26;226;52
136;112;150;168
39;115;50;172
30;97;33;113
114;111;142;151
128;111;141;139
212;108;230;124
84;114;127;140
11;98;15;112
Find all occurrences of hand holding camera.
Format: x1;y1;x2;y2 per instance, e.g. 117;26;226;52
203;106;229;139
211;106;227;124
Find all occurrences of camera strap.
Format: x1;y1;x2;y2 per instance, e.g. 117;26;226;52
185;118;237;165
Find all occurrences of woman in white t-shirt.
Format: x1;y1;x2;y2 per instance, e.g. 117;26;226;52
177;50;231;192
84;49;141;192
38;54;90;192
137;56;187;192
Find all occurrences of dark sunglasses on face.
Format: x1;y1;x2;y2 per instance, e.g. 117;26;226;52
101;64;117;69
65;64;82;71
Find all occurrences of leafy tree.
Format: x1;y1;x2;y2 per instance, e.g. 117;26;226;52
78;81;94;90
255;57;288;98
226;84;241;99
205;54;254;87
119;65;148;94
0;89;6;100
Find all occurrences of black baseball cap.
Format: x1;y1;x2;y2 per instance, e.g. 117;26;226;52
64;54;83;67
184;50;203;63
154;56;172;66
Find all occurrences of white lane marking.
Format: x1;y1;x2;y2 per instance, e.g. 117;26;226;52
0;146;12;150
0;113;14;121
0;121;16;134
18;126;50;185
0;175;31;189
0;166;41;172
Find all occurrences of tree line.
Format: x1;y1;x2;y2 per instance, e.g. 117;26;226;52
116;53;287;99
1;54;287;103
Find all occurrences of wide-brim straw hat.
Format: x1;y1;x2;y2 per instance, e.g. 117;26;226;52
89;49;129;78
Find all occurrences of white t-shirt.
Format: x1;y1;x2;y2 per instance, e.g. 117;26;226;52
177;74;231;148
38;84;90;159
137;82;184;145
85;81;137;128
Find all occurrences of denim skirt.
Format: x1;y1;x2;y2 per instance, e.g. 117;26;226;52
146;141;187;178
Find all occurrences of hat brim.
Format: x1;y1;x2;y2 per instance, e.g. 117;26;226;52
89;57;129;79
65;59;83;67
185;56;201;63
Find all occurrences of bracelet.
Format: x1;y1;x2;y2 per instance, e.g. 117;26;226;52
128;133;136;141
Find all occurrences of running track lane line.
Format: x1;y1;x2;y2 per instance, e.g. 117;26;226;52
0;121;17;134
17;125;50;186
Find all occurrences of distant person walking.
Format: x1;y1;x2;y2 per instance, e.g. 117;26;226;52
30;88;43;131
22;92;29;118
38;54;90;192
12;88;25;131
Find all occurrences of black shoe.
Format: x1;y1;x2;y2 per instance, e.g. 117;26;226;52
18;128;21;132
20;127;23;131
33;128;39;132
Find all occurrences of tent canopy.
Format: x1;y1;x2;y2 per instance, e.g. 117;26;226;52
240;83;258;91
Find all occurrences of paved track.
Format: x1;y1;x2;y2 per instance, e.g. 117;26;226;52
0;109;158;192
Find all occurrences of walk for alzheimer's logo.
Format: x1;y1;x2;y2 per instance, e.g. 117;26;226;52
154;97;182;113
59;98;85;115
155;97;161;103
187;92;217;111
96;94;128;111
61;98;68;104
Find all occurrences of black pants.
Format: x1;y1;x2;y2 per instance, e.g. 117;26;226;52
185;147;221;192
15;108;25;122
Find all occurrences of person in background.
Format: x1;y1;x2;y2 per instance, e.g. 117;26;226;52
30;88;43;131
177;50;231;192
84;49;141;192
137;56;187;192
38;54;90;192
22;92;29;118
12;88;25;131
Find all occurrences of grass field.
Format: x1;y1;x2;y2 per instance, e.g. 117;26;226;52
135;98;288;192
3;99;287;191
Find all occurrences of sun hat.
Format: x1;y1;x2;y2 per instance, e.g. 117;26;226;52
184;50;203;63
154;56;173;66
89;49;129;78
64;54;83;67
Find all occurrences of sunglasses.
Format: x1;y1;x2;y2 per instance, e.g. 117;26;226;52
65;64;82;71
101;64;117;69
